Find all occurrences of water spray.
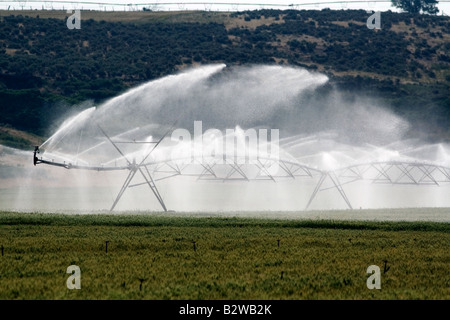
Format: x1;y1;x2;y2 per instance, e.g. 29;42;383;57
27;64;450;212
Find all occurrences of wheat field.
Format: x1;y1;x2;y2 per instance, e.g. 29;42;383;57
0;211;449;300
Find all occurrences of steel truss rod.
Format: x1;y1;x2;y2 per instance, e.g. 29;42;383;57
110;168;137;211
437;167;450;182
255;159;276;182
338;166;364;180
113;141;158;144
371;163;393;183
224;161;249;181
328;171;353;209
122;121;179;211
395;163;418;184
292;164;314;177
97;124;132;165
320;178;362;191
149;162;183;176
305;172;327;210
196;159;217;180
164;161;182;175
98;123;173;212
305;171;353;210
278;161;296;179
128;174;180;187
35;157;129;171
416;165;439;185
140;166;167;211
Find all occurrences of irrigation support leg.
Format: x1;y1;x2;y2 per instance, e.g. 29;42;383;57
110;169;137;211
139;166;167;212
305;172;327;210
328;171;353;210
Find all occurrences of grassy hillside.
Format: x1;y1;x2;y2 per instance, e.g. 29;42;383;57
0;9;449;147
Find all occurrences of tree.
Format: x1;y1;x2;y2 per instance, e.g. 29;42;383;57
391;0;439;15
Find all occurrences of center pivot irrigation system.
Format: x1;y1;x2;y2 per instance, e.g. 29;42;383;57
33;125;450;211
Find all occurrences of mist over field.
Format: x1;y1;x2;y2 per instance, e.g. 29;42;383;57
1;64;449;216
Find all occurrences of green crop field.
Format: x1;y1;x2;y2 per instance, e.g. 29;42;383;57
0;211;449;300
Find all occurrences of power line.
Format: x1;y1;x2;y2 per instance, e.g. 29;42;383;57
0;1;432;9
1;0;449;12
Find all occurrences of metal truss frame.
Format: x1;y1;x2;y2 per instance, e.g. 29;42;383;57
34;142;450;211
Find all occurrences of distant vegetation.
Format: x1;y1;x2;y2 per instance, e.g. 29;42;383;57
0;9;449;147
391;0;439;15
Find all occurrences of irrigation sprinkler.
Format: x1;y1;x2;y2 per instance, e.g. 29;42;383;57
33;141;450;211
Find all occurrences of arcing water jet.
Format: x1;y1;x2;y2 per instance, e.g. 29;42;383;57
3;64;450;213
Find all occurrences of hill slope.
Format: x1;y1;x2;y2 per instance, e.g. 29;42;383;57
0;9;449;148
